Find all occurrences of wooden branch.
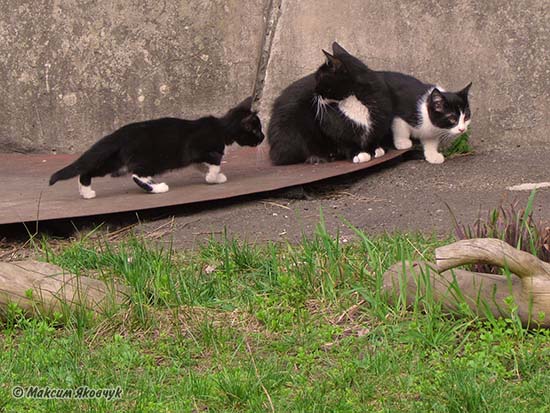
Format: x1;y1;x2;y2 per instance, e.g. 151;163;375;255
383;238;550;328
435;238;550;278
383;261;524;319
0;260;128;318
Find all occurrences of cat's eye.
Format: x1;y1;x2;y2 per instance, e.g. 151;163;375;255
448;115;458;123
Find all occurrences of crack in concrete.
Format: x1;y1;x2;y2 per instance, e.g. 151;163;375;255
251;0;282;112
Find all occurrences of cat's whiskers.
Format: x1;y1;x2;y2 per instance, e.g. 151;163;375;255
440;131;457;145
255;142;268;164
317;97;325;123
314;95;334;123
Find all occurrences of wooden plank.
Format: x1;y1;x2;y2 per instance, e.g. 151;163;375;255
0;147;408;225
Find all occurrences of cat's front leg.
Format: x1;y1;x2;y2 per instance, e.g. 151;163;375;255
204;151;227;184
374;147;386;158
351;146;383;163
205;164;227;184
392;118;413;150
422;138;445;164
339;144;370;164
352;152;372;163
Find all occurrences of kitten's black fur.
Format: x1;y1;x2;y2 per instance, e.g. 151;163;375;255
49;97;264;198
268;42;392;165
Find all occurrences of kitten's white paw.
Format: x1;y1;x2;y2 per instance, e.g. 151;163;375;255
81;190;96;200
353;152;371;164
425;152;445;164
394;138;413;150
216;173;227;184
150;182;169;193
79;184;96;199
374;147;385;158
206;172;227;184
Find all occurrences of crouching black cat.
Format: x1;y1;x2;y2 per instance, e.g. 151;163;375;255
268;42;392;165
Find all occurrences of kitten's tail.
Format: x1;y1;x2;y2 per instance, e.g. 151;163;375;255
49;141;118;185
49;162;80;185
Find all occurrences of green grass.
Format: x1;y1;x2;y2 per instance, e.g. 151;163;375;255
444;131;474;157
2;222;550;412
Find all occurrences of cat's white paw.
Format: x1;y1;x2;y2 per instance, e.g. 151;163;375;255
216;173;227;184
206;172;227;184
374;147;385;158
79;184;96;199
150;182;169;193
81;190;96;199
394;138;413;150
425;152;445;164
353;152;371;164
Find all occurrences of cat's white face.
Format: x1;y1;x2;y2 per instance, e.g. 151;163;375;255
427;86;472;136
448;112;472;136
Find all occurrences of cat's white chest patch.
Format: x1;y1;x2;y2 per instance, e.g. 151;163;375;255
338;95;371;132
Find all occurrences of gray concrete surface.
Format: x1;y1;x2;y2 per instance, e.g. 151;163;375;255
0;0;267;153
0;1;548;152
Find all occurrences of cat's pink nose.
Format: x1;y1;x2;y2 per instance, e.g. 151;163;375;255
458;127;466;133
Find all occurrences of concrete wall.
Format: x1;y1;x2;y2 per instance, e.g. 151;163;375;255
1;0;548;153
0;0;267;153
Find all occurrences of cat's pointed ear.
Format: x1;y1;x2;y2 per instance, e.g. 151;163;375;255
332;42;350;56
457;82;472;98
322;49;343;71
237;96;253;110
429;88;446;112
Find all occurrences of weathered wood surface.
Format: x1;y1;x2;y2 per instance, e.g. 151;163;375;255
383;238;550;328
0;260;128;317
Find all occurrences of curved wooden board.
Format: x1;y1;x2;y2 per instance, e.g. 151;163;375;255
0;147;408;225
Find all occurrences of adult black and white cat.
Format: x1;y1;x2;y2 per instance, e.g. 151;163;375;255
268;42;392;165
316;43;393;163
382;71;472;164
49;97;264;199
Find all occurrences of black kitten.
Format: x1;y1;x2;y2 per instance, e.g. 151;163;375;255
382;71;472;164
49;97;264;199
268;42;392;165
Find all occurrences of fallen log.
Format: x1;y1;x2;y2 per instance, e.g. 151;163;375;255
382;238;550;328
0;260;129;318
